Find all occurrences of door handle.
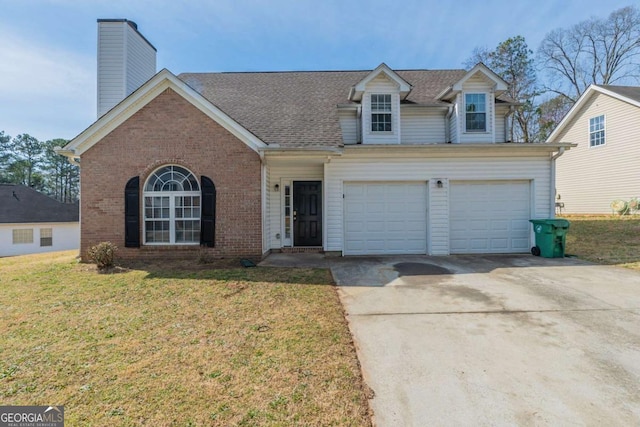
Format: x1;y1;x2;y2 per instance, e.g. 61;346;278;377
293;210;297;221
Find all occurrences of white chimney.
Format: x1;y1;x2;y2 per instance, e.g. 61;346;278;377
97;19;157;118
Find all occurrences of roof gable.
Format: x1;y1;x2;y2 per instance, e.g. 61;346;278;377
437;62;508;100
0;184;78;223
547;84;640;142
58;69;266;160
348;63;412;101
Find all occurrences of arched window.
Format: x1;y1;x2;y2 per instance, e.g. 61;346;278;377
143;165;201;244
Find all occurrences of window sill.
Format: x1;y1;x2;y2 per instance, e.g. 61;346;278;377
463;131;490;134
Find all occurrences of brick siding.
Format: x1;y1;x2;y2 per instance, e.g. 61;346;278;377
80;88;262;261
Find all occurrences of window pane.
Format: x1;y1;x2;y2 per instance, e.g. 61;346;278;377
465;93;487;131
40;228;53;247
175;220;200;243
589;115;605;146
145;221;170;243
13;229;34;244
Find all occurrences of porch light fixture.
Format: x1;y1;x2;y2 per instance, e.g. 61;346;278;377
274;184;280;192
437;180;443;188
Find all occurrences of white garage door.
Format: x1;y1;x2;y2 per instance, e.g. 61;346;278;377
344;182;427;255
450;181;531;254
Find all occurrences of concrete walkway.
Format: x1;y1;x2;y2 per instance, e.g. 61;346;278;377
260;254;640;426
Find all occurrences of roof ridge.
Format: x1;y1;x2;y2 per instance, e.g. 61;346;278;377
179;68;467;75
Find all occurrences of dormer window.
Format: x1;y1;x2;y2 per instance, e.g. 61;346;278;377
371;94;392;132
465;93;486;132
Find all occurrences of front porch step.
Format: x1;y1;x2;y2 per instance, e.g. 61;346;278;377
279;247;324;254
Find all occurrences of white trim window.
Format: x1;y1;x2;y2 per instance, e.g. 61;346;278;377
13;229;33;244
40;228;53;247
589;115;605;147
371;94;392;132
143;165;201;244
465;93;487;132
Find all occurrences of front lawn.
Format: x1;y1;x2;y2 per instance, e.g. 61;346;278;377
0;251;371;426
562;215;640;270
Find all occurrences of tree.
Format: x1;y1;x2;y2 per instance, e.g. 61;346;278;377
535;95;573;141
537;6;640;102
11;134;44;188
0;131;12;183
465;36;539;142
42;139;79;203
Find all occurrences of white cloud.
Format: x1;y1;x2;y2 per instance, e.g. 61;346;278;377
0;28;95;140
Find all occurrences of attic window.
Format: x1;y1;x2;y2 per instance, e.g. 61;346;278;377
465;93;486;132
371;94;392;132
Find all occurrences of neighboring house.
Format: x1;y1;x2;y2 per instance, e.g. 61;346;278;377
547;84;640;214
0;184;79;257
59;19;572;260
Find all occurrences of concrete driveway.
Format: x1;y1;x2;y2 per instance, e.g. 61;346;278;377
262;253;640;426
333;255;640;426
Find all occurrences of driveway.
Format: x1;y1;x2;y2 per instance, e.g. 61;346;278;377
262;254;640;426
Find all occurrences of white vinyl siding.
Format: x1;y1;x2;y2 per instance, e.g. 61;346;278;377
97;22;126;117
495;105;508;143
325;155;550;255
457;74;494;143
400;108;446;144
362;74;400;144
267;163;323;250
1;223;79;257
262;163;270;254
339;110;358;144
97;21;156;118
344;182;427;255
450;181;531;253
125;23;157;96
553;92;640;213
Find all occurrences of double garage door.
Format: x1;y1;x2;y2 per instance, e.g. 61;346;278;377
344;181;530;255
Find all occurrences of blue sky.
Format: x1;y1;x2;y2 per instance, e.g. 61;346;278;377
0;0;634;142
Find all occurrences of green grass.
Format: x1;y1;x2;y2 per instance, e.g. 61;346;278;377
562;215;640;270
0;251;371;426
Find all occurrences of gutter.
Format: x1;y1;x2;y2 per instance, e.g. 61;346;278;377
55;148;81;166
549;147;566;217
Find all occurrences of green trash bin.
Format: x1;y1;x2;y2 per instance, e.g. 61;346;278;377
529;219;570;258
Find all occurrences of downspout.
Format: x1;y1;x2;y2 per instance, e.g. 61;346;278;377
356;105;362;144
550;147;565;217
445;105;454;143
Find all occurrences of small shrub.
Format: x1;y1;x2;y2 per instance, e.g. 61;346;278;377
87;242;118;269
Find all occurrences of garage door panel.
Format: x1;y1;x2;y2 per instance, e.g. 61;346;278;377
450;181;530;254
344;183;427;255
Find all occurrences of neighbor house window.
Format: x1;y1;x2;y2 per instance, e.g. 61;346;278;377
589;115;605;147
40;228;53;247
13;229;33;244
371;94;392;132
465;93;487;132
143;165;201;244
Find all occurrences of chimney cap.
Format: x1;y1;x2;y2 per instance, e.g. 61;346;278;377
97;19;156;51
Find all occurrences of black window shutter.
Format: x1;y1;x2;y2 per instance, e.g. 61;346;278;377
124;177;140;248
201;176;216;247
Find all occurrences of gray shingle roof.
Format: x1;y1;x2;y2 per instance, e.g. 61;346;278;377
178;69;470;147
0;184;79;223
596;85;640;104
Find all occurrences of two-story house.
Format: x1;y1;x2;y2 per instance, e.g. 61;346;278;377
59;20;572;260
547;84;640;214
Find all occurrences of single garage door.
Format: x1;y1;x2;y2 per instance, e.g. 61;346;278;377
450;181;530;254
344;182;427;255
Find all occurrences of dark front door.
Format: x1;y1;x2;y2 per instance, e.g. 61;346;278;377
293;181;322;246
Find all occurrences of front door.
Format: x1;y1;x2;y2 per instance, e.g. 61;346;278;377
293;181;322;246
